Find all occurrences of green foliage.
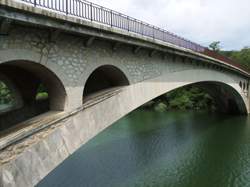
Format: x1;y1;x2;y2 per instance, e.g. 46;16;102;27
37;84;47;93
142;86;216;112
208;41;250;70
166;86;216;111
154;102;167;112
36;92;49;100
220;47;250;70
209;41;221;52
36;84;49;100
0;82;49;107
0;81;13;105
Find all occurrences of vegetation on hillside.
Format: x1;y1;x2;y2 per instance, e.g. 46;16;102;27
220;47;250;69
142;86;216;112
209;41;250;70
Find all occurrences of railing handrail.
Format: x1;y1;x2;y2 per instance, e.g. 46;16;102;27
19;0;205;52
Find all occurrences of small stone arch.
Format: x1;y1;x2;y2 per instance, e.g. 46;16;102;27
0;60;67;131
83;65;129;101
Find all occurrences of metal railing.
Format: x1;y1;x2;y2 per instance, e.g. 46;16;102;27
18;0;249;73
20;0;204;52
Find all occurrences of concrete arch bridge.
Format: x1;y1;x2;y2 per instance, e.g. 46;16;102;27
0;0;249;186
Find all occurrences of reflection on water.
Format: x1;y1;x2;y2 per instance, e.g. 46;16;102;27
38;110;250;187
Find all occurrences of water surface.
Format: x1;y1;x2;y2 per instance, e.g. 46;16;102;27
38;110;250;187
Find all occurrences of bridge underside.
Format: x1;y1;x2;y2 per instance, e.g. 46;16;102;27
192;82;246;114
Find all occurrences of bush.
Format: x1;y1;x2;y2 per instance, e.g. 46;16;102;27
0;82;13;105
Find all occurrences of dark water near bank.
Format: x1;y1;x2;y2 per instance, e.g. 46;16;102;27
38;110;250;187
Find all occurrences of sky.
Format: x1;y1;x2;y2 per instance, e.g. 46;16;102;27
89;0;250;50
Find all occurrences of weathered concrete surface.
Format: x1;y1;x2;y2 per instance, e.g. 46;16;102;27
0;68;248;187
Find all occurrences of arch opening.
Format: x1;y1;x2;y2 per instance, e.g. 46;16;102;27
0;61;67;132
195;82;247;115
142;81;247;115
83;65;129;101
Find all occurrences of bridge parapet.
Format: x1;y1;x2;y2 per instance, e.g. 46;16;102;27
16;0;205;52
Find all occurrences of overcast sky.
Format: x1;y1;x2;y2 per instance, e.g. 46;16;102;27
89;0;250;50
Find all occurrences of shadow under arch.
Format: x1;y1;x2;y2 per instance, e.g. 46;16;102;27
0;60;67;131
193;81;247;115
83;65;129;101
148;81;247;115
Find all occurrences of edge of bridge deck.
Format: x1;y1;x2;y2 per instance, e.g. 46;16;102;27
0;0;249;78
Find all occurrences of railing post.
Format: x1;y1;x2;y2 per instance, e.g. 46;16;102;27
101;6;103;22
34;0;36;7
66;0;68;15
153;26;155;39
127;16;129;31
90;3;93;21
141;21;144;36
110;10;113;27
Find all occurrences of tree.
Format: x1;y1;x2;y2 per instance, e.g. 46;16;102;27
220;46;250;69
209;41;221;52
0;82;13;104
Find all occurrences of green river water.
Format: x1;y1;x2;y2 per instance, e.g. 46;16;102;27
38;110;250;187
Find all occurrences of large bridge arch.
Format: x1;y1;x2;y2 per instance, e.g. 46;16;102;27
81;68;249;134
0;60;67;131
119;69;249;117
74;69;249;153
